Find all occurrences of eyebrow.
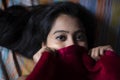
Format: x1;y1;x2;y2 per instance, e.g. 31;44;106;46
53;29;84;34
74;29;85;34
53;30;69;34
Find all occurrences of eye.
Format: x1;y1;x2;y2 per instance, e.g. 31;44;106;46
75;34;86;41
56;35;67;41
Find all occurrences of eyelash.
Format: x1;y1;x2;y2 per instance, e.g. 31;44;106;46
55;34;86;42
75;34;86;41
56;35;66;41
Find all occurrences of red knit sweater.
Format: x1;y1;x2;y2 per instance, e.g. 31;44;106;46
26;45;120;80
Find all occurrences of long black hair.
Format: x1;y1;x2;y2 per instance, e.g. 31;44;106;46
0;5;30;53
15;2;97;58
11;4;48;58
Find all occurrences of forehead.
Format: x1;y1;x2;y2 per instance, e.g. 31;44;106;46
50;14;85;33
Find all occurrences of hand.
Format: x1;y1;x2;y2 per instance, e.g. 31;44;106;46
33;43;56;64
89;45;114;61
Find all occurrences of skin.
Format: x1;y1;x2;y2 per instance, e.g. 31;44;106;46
33;14;113;63
34;14;88;63
17;14;113;80
90;45;113;60
46;14;87;49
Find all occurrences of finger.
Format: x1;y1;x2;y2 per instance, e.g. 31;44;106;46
93;47;100;60
99;47;104;56
88;49;92;55
45;47;57;56
90;48;95;59
45;47;54;52
94;47;99;57
106;45;114;51
33;51;42;63
33;47;46;63
99;45;113;55
91;48;100;61
91;48;97;60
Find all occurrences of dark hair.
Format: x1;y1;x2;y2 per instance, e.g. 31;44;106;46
10;4;48;58
0;8;3;15
15;2;97;58
0;5;30;51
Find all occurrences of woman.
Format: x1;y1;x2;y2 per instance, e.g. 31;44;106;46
17;2;114;80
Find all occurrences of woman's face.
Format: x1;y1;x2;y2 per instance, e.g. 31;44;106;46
46;14;88;50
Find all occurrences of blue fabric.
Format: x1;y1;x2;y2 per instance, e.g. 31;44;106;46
0;46;9;79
